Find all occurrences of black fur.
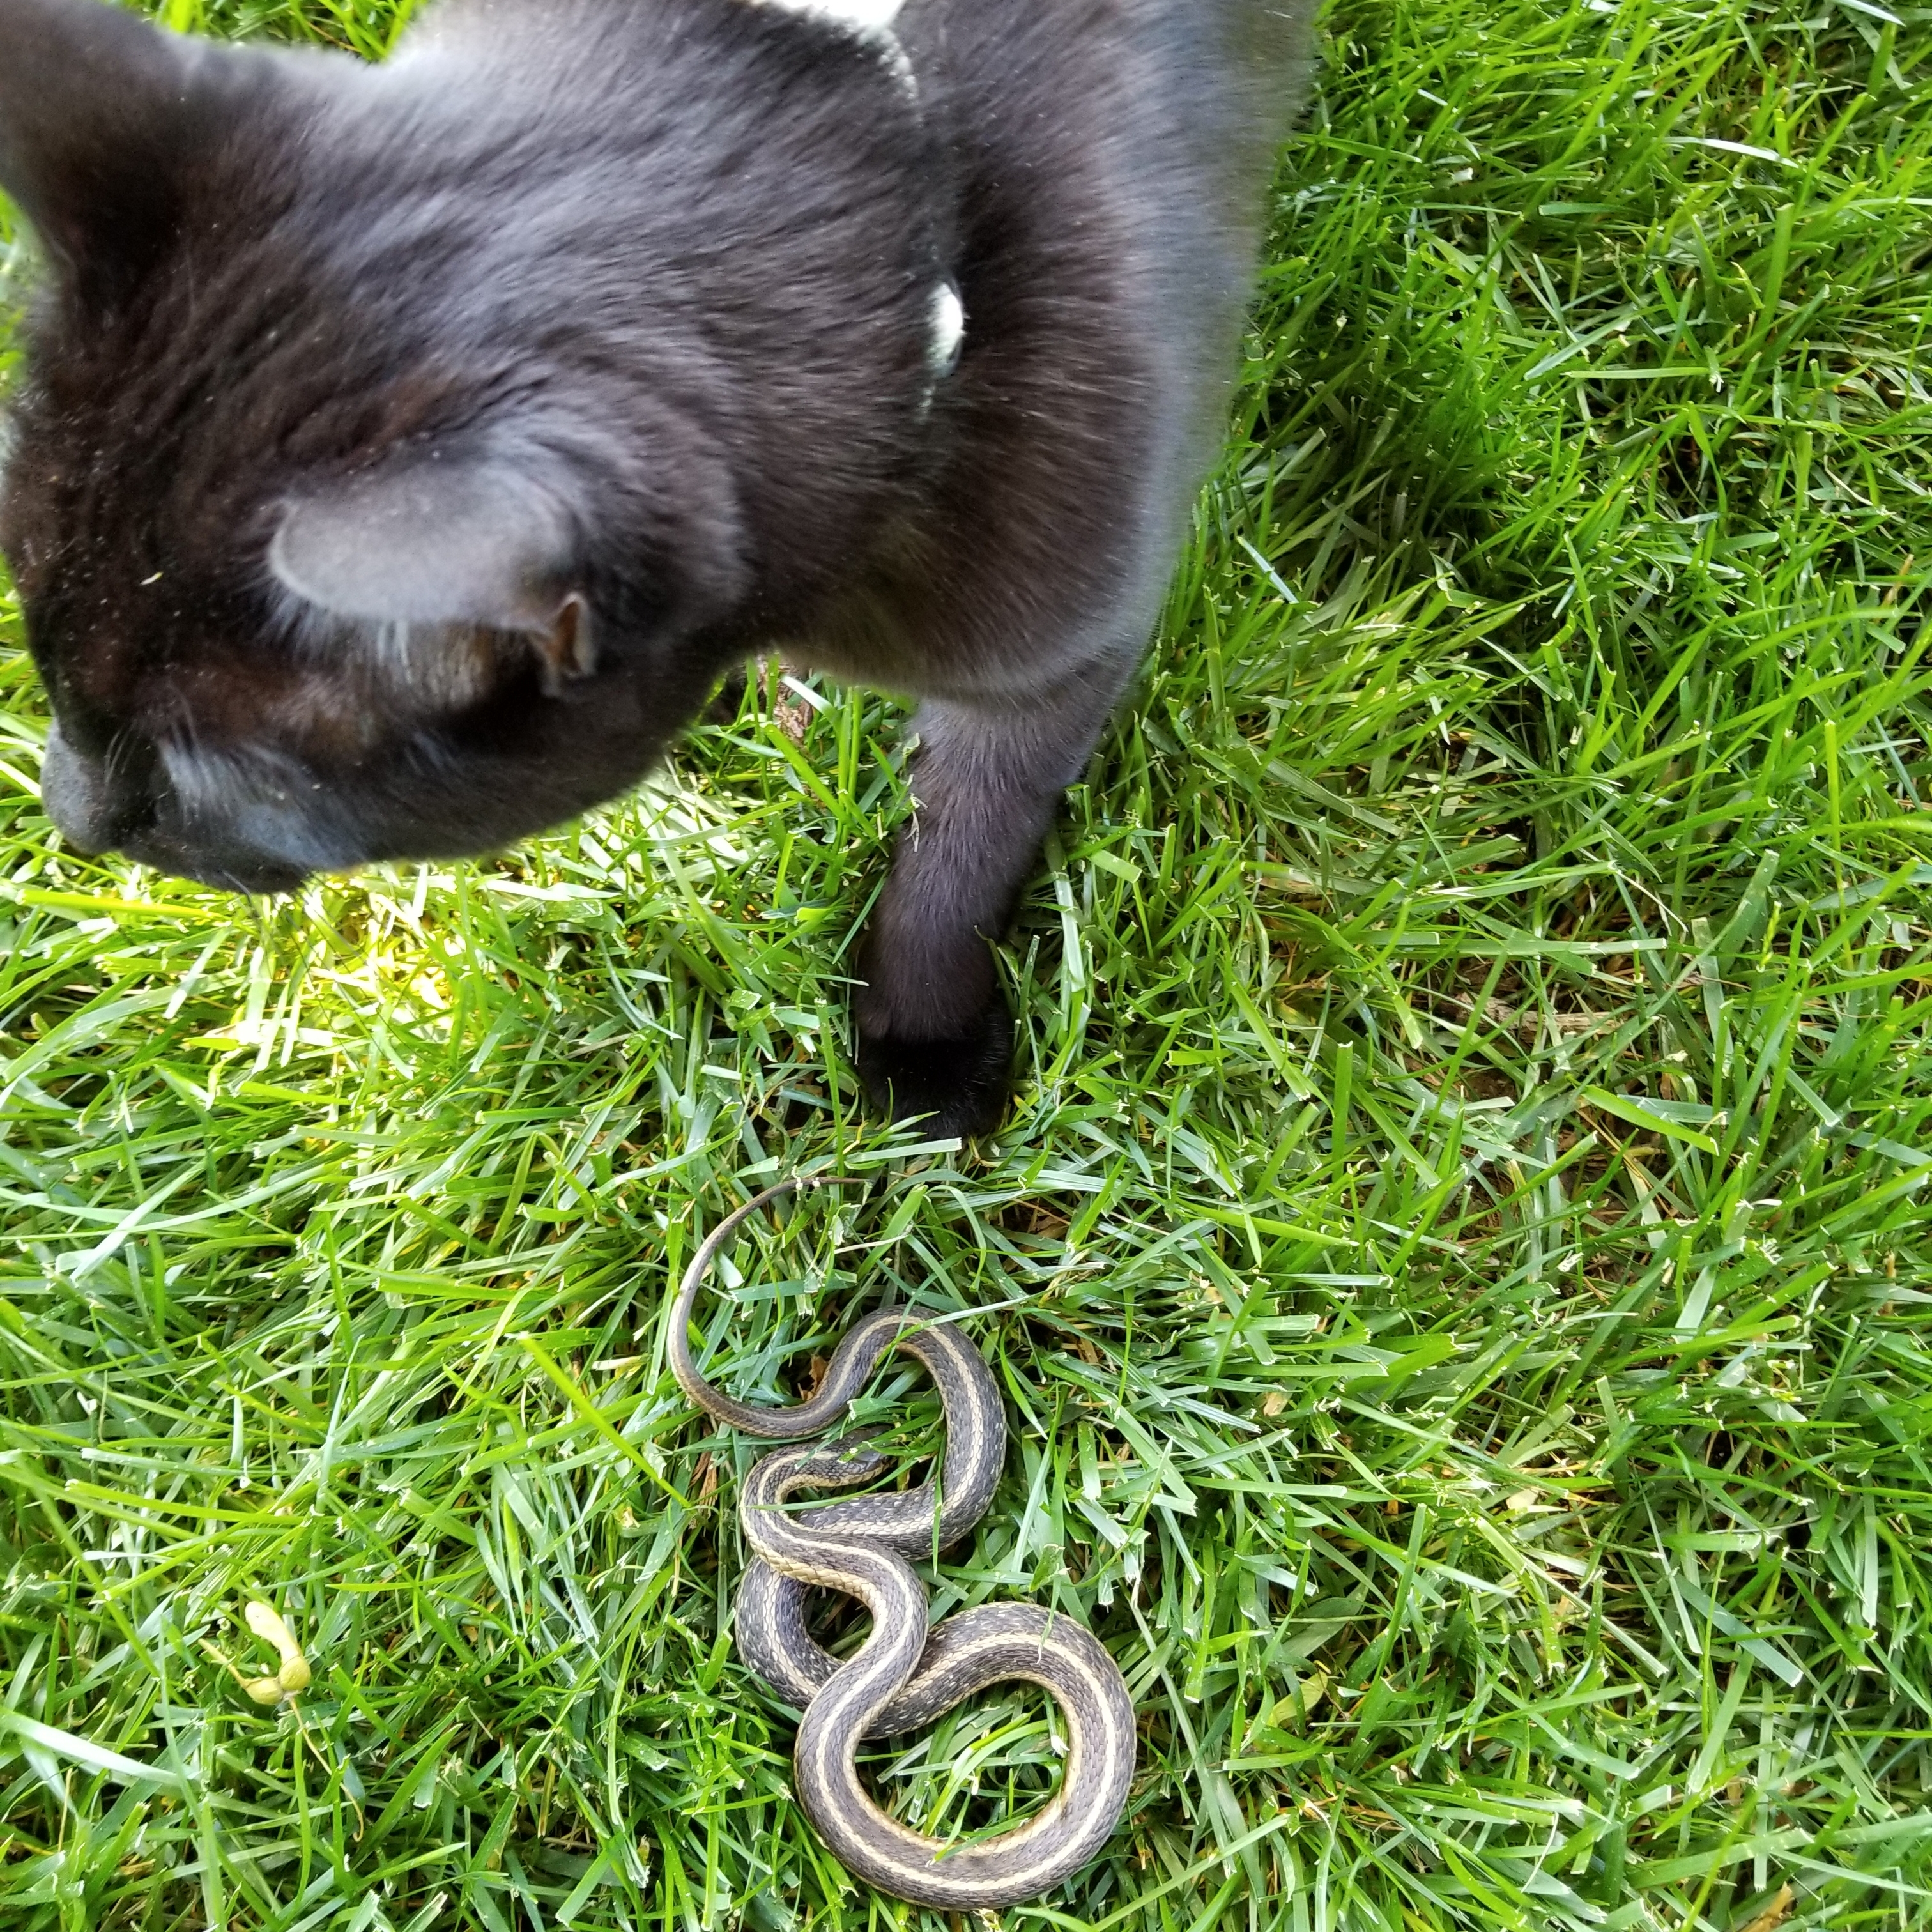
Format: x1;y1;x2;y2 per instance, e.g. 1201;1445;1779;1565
0;0;1310;1137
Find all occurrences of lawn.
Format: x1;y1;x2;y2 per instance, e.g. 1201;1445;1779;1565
3;0;1931;1926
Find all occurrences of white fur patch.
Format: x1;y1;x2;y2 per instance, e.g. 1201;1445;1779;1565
930;280;964;376
746;0;906;27
740;0;916;91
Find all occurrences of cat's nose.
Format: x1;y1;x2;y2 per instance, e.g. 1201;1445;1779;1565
39;720;118;854
43;721;312;893
40;718;164;852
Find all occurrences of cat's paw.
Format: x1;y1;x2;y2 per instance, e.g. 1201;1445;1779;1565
857;998;1014;1138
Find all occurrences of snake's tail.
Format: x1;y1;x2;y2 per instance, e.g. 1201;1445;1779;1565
668;1175;868;1434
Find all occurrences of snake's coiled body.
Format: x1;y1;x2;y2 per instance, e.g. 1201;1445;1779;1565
669;1180;1137;1909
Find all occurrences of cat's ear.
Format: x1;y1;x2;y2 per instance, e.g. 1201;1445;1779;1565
0;0;236;298
269;461;599;694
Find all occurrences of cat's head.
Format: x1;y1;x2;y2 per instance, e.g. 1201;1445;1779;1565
0;0;767;893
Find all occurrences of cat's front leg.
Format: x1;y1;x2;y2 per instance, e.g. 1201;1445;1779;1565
855;665;1130;1137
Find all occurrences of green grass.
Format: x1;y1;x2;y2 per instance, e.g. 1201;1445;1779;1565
3;0;1932;1926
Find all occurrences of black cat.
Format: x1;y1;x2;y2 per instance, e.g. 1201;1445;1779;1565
0;0;1308;1135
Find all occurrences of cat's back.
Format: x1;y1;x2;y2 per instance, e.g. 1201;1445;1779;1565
390;0;1307;213
905;0;1310;243
889;0;1308;410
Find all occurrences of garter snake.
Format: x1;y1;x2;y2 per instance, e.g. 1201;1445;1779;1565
668;1179;1137;1910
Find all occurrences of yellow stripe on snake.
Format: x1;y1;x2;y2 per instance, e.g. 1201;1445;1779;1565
668;1179;1137;1910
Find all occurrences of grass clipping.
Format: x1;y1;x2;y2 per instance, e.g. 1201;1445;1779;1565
206;1600;312;1707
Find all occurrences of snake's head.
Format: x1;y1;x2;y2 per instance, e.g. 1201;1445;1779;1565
787;1433;891;1494
747;1431;896;1519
